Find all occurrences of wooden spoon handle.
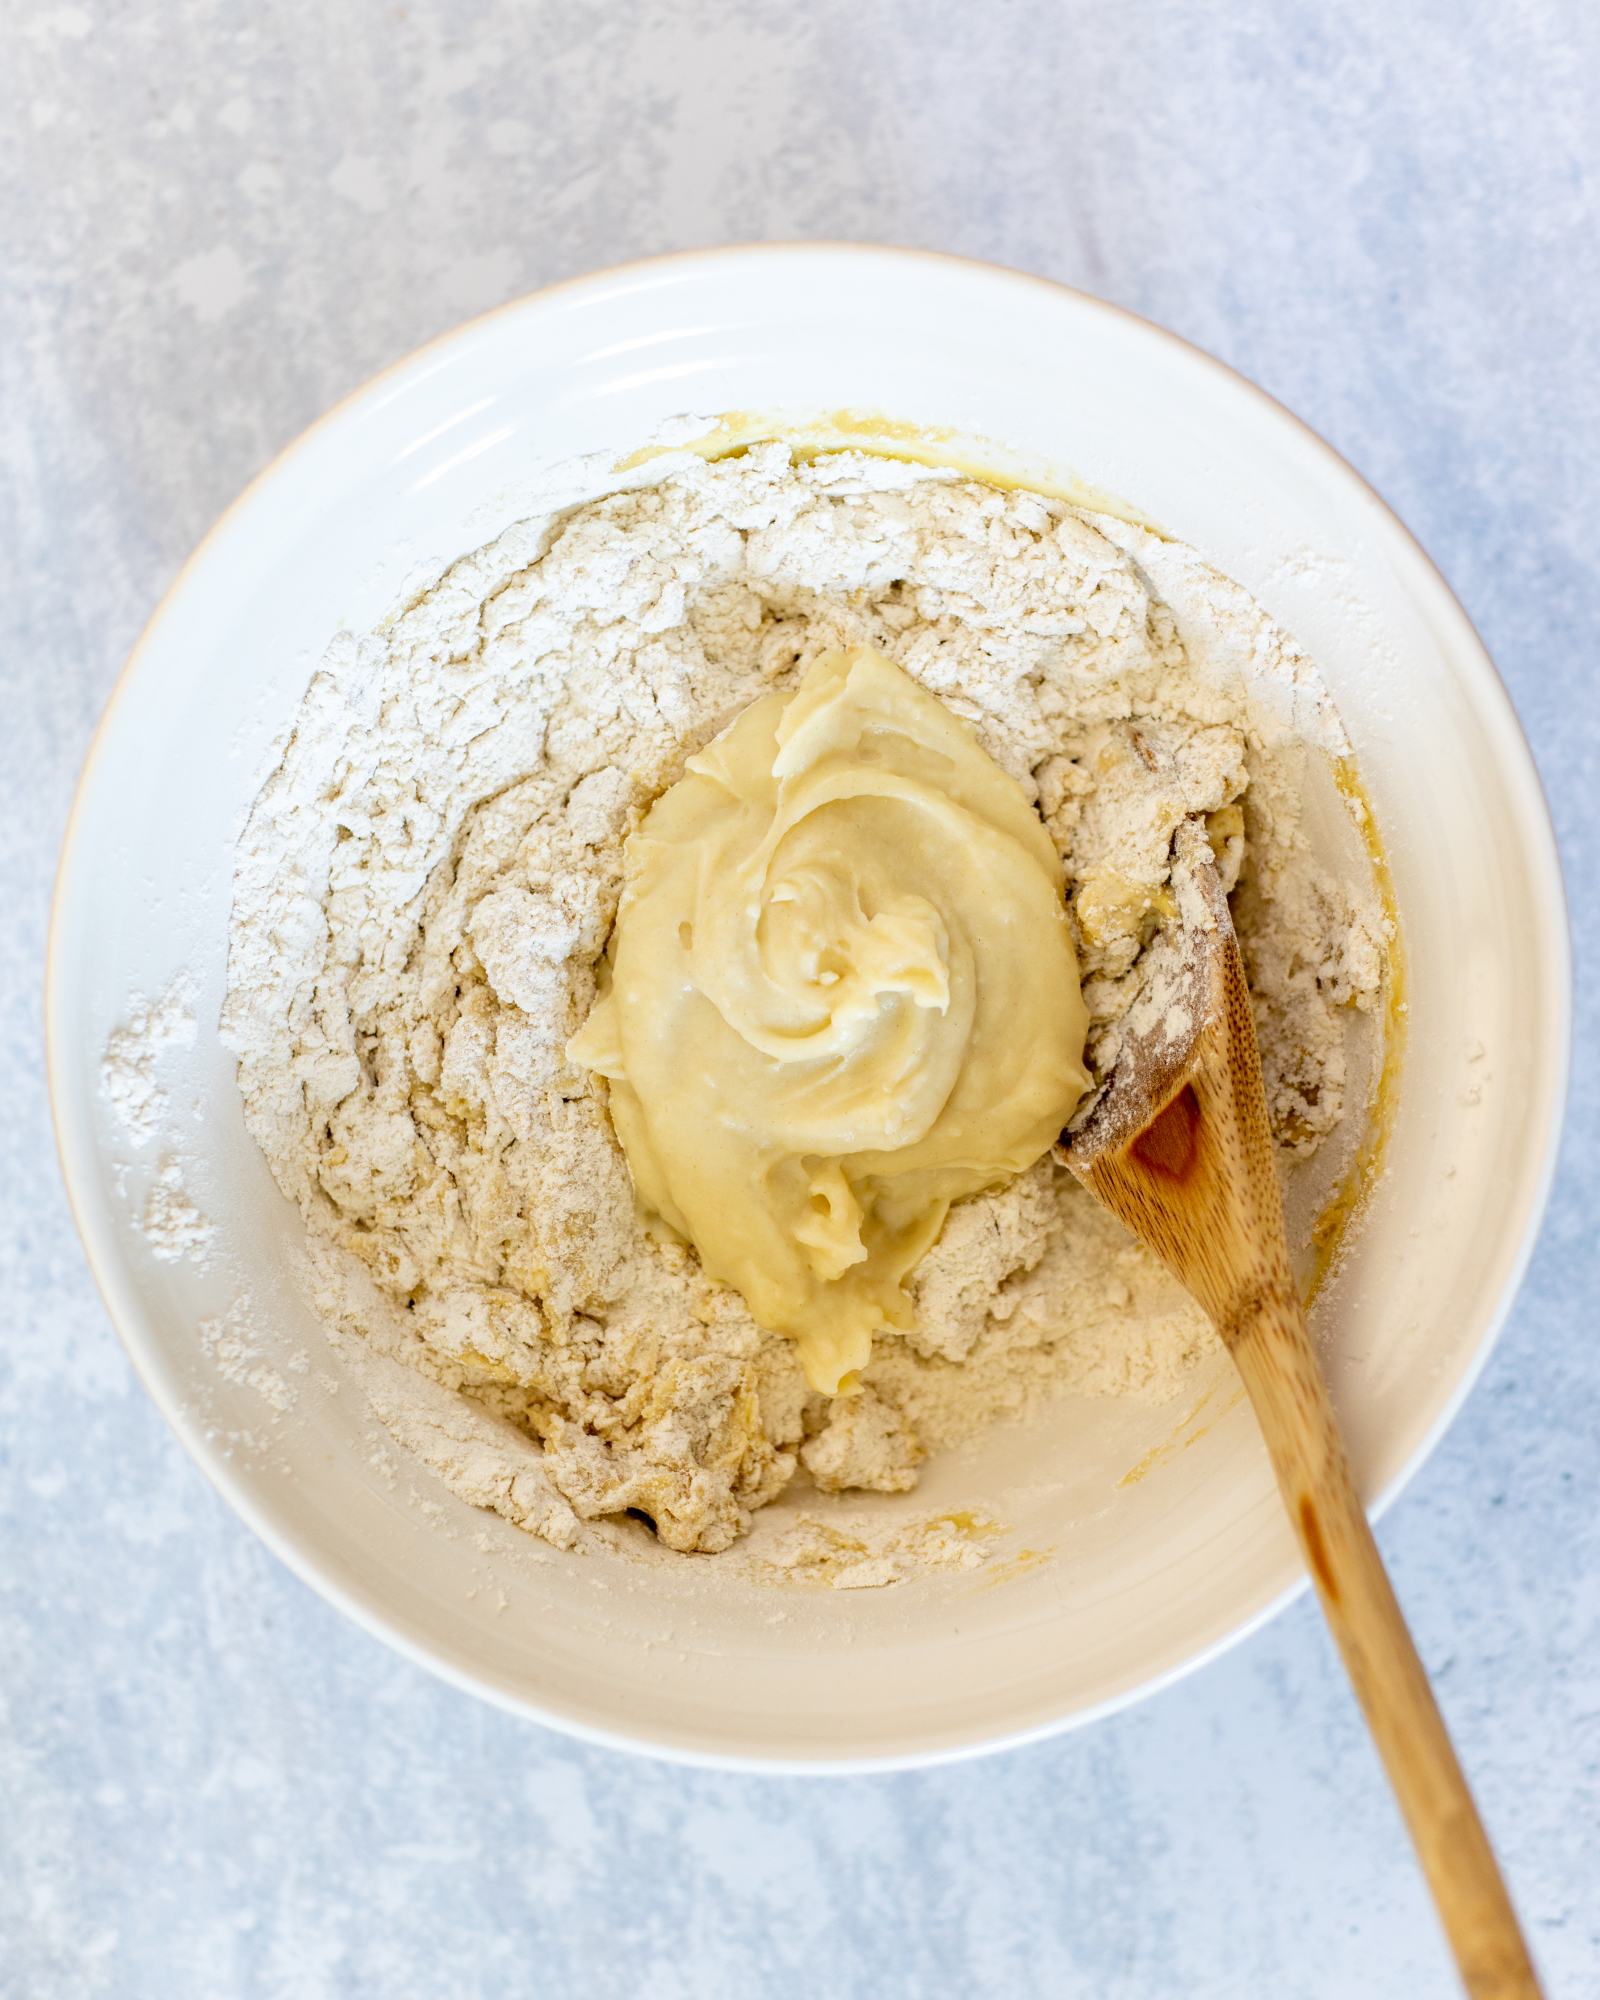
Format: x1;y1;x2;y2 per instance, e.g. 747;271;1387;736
1230;1285;1542;2000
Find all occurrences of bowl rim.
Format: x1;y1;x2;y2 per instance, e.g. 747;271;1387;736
46;241;1573;1772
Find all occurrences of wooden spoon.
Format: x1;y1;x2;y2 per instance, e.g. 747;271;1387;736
1059;819;1541;2000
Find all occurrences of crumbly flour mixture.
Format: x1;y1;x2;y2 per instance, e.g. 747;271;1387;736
222;444;1387;1559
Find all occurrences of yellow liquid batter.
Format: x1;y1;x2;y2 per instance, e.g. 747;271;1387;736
569;646;1091;1393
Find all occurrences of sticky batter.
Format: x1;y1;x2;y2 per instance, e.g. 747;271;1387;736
570;646;1091;1392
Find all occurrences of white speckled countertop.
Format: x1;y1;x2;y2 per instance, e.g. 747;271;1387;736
3;3;1597;1993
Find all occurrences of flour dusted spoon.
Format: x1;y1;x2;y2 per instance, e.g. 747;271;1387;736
1059;820;1540;2000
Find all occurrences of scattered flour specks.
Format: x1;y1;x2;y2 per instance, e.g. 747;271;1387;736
197;1296;296;1413
141;1157;213;1265
101;976;196;1146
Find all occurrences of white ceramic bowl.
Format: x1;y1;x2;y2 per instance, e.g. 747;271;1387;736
49;247;1569;1769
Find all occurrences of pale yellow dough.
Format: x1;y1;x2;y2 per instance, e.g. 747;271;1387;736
569;646;1092;1393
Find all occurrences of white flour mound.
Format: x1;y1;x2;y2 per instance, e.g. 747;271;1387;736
222;445;1387;1558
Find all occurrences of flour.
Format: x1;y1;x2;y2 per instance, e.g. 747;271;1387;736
222;445;1388;1562
760;1508;997;1590
142;1155;213;1264
197;1294;298;1412
100;977;218;1264
101;976;196;1145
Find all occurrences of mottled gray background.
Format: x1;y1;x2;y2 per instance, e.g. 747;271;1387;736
4;2;1598;1995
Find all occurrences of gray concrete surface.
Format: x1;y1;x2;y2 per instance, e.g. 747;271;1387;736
3;3;1597;1994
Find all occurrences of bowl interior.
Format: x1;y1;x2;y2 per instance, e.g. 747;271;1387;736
49;248;1568;1766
